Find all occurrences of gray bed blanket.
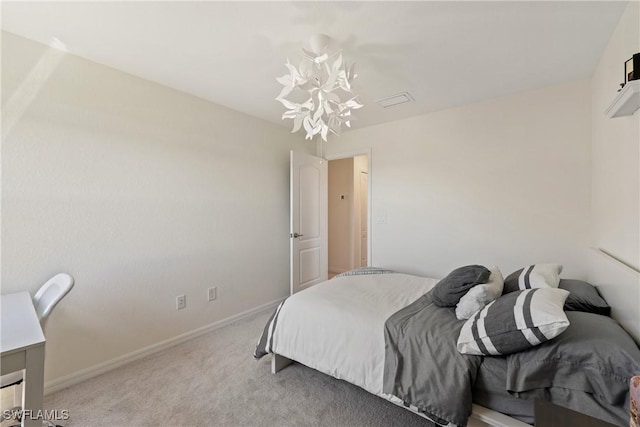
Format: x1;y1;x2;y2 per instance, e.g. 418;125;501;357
383;291;483;426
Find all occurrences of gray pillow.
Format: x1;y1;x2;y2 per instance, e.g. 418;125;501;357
432;265;490;307
559;279;611;316
505;311;640;407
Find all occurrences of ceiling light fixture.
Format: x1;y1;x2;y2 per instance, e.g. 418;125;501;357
276;34;363;142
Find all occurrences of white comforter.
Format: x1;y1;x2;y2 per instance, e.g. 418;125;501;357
272;273;438;395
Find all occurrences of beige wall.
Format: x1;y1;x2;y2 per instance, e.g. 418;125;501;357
1;32;311;383
588;1;640;342
325;79;592;280
328;158;354;274
328;155;369;274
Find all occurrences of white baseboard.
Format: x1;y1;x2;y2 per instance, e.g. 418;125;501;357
44;297;283;395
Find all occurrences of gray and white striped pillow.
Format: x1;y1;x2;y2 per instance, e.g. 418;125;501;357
457;288;570;356
502;264;562;294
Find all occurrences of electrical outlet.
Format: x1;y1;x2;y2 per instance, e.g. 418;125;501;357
176;295;186;310
207;287;217;301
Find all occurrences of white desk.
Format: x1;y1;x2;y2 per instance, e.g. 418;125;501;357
1;292;45;427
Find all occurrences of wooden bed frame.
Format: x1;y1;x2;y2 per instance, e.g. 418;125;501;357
271;353;531;427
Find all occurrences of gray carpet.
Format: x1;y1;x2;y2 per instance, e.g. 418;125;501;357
44;310;432;426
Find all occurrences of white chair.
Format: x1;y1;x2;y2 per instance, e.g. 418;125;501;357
0;273;74;425
32;273;75;329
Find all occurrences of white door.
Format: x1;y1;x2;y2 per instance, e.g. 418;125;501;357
290;151;328;294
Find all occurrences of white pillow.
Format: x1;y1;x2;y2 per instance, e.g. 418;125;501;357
456;267;504;320
457;288;570;356
503;263;563;294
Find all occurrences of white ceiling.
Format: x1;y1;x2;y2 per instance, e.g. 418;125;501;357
1;1;628;131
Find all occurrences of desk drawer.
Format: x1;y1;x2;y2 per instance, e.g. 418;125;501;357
1;351;25;375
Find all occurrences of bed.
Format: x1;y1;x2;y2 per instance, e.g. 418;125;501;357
255;268;640;426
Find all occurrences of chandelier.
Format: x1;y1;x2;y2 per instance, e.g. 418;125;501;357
276;34;363;142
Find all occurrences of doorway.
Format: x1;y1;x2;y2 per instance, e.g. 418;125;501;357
327;154;369;278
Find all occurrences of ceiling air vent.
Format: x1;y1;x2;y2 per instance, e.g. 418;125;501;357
376;92;414;108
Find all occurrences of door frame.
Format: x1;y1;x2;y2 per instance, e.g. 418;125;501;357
325;148;372;267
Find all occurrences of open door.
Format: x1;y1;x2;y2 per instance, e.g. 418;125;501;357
290;151;328;294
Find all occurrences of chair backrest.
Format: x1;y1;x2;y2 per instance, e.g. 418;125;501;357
33;273;74;329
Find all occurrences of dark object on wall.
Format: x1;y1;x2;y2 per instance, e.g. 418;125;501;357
624;53;640;83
